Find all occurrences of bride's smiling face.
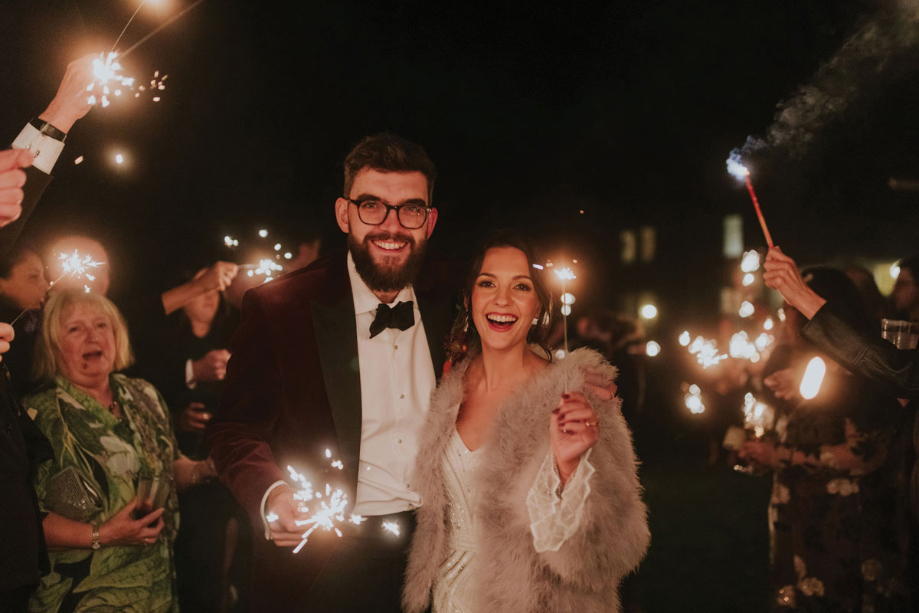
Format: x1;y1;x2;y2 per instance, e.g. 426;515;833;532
471;247;542;353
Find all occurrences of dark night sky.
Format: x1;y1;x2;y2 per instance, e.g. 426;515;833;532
1;0;917;314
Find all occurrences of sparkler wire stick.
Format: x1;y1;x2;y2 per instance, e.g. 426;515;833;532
111;0;149;53
553;267;576;392
119;0;209;58
744;174;774;249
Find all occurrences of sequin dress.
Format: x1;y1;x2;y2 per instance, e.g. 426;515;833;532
432;430;484;613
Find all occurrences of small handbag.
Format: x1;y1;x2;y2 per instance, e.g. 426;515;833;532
44;466;104;523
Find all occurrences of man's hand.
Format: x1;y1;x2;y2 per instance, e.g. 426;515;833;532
265;484;308;546
192;349;230;383
198;261;239;293
762;247;826;319
38;53;97;134
0;323;14;362
0;149;33;227
177;402;212;432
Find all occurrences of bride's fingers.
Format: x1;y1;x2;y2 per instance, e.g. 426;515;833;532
556;407;596;422
558;420;598;434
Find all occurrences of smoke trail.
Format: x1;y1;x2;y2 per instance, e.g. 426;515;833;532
736;0;919;158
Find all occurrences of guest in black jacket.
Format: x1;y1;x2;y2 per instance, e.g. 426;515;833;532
0;53;96;613
764;247;919;400
146;269;250;612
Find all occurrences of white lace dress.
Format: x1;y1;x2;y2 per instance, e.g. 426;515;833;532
431;429;595;613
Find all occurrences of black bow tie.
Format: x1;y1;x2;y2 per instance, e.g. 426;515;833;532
369;301;415;338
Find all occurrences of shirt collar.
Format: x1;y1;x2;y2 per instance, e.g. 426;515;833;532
347;251;418;315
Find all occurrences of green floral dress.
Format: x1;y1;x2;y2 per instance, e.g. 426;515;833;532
768;375;911;612
25;374;181;613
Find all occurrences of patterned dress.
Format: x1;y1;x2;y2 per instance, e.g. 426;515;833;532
26;374;181;613
768;374;911;612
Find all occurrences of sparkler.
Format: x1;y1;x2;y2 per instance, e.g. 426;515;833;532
684;383;706;415
741;392;774;438
7;251;105;326
686;335;727;369
799;357;826;400
726;151;774;248
552;267;577;388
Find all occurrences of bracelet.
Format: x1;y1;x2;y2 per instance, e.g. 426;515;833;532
91;522;101;550
29;118;67;142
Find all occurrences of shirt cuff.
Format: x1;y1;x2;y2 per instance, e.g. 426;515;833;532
185;359;197;389
12;123;65;174
526;449;595;553
260;480;288;540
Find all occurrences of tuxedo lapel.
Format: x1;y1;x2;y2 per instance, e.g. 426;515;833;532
417;292;454;381
311;257;362;487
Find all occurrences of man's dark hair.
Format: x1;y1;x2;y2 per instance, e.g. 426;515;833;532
343;133;436;203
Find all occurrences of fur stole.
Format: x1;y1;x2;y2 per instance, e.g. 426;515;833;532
403;348;649;613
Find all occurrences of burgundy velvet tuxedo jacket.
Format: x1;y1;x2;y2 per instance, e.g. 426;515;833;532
208;249;456;609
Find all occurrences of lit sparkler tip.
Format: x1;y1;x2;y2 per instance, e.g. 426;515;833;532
382;521;400;536
74;156;84;165
726;149;750;181
553;267;576;281
258;229;268;238
678;331;691;346
532;263;544;270
800;357;827;400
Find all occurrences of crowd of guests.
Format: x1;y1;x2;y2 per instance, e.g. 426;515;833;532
2;53;917;613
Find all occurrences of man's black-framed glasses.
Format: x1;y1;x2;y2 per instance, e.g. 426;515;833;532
347;198;431;230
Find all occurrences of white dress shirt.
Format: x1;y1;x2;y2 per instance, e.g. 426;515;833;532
347;252;435;516
260;252;436;534
12;123;66;174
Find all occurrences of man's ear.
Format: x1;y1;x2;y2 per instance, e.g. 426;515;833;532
425;207;438;239
335;198;350;234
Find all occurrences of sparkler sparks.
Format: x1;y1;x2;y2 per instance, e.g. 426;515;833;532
283;460;359;554
686;335;727;368
741;393;774;438
382;521;400;536
8;251;105;326
800;357;827;400
684;383;706;415
726;150;774;248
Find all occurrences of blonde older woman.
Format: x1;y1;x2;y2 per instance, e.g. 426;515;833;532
25;289;215;613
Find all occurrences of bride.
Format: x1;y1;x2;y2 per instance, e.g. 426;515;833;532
403;231;649;613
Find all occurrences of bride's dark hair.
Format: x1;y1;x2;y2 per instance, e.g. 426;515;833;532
445;229;554;363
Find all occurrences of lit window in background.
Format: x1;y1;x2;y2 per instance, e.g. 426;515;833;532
723;214;743;258
640;226;656;263
620;230;636;265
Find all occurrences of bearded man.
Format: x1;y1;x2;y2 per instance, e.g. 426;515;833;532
208;133;457;611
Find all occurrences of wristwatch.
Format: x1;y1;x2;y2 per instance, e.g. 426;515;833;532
91;523;101;550
29;118;67;142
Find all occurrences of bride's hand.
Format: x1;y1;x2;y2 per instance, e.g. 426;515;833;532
550;392;600;485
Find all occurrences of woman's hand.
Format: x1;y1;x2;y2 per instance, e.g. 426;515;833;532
738;439;778;469
550;392;600;485
0;322;13;361
177;402;212;433
98;500;165;547
762;247;826;319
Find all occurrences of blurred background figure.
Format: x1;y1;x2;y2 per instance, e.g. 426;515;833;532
844;265;892;324
740;267;911;611
0;244;49;396
145;267;249;613
891;256;919;322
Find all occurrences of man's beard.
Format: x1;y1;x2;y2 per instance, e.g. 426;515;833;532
349;232;427;293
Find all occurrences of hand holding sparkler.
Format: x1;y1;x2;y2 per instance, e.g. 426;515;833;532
738;438;779;469
200;261;239;292
550;392;600;486
764;368;802;403
38;54;98;134
264;484;309;547
0;149;32;226
762;248;826;319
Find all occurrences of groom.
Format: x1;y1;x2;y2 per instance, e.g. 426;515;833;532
208;133;457;611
